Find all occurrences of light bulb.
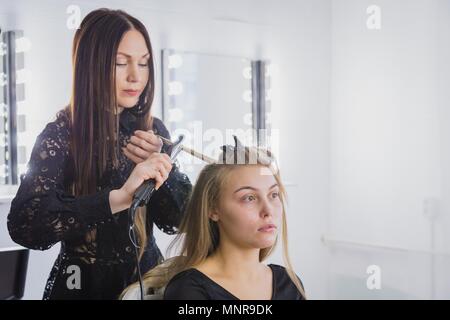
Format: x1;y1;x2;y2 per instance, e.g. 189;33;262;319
168;108;184;123
265;89;272;101
168;81;183;96
168;54;183;69
242;90;252;103
15;37;32;53
242;67;252;79
0;73;7;87
16;69;31;84
243;113;253;126
0;42;7;56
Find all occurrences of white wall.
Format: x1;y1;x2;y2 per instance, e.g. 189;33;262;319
436;0;450;299
329;0;450;299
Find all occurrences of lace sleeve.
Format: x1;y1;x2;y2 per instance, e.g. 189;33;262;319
147;117;192;234
7;115;113;250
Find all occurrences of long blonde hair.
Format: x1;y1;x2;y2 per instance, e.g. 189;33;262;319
121;149;306;299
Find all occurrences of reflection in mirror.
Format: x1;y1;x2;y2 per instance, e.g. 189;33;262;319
162;49;271;182
0;29;29;186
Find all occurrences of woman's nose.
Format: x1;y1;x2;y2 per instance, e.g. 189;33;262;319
260;199;274;218
127;64;141;82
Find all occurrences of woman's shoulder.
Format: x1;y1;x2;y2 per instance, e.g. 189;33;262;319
268;263;294;275
166;268;205;288
269;263;299;277
55;107;71;123
40;107;71;137
268;264;306;300
269;263;294;283
163;268;210;300
36;107;71;149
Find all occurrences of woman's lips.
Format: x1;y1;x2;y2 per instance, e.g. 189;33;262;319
258;224;277;232
123;90;140;97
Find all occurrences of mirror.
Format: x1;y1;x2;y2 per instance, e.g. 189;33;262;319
0;29;28;186
161;49;271;182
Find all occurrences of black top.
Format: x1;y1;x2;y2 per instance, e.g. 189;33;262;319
7;106;192;300
163;264;305;300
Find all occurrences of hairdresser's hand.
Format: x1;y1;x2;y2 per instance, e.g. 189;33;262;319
110;153;172;214
122;130;163;164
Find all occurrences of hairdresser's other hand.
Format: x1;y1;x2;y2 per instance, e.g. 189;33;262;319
123;152;172;194
122;130;163;164
109;153;172;214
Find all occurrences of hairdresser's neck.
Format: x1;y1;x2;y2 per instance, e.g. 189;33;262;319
211;241;263;278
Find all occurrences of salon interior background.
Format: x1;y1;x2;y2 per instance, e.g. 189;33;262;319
0;0;449;299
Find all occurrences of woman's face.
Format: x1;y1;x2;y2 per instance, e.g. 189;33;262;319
115;29;150;109
211;165;283;250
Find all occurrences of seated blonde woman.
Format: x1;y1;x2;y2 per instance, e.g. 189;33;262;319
121;137;306;300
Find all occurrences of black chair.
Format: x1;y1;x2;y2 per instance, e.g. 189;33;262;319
0;247;29;300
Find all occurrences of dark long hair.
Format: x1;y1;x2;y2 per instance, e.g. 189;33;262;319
68;8;155;258
70;8;155;196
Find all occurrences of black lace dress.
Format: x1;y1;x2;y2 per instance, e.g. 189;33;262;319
7;107;192;300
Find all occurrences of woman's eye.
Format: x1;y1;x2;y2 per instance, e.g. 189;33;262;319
271;192;280;199
139;63;148;67
243;195;256;202
116;63;127;66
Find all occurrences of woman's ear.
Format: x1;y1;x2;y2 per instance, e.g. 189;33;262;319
209;209;220;222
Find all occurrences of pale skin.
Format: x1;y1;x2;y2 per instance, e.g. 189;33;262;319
108;29;172;214
194;166;283;300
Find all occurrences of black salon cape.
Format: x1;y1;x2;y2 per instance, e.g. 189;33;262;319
163;264;306;300
7;106;192;299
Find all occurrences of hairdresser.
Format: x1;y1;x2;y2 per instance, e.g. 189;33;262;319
7;8;192;299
